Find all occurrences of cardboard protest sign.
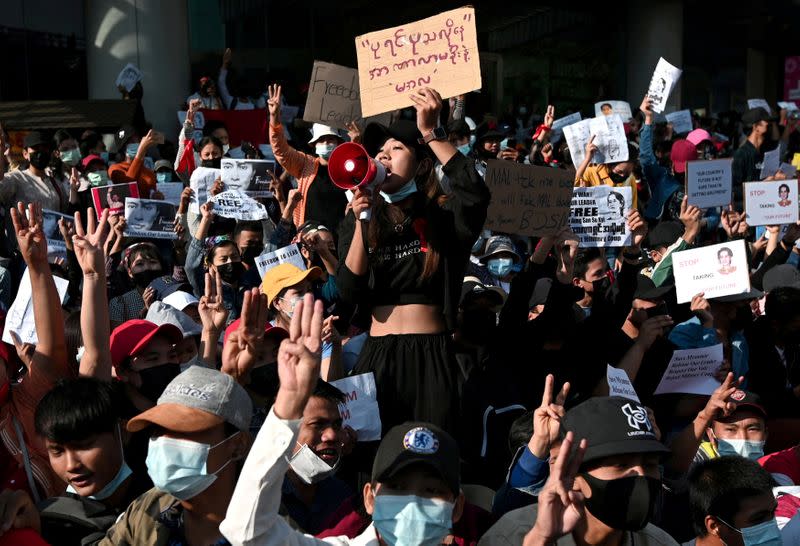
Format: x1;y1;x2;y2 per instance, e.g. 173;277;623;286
355;7;481;117
43;209;73;258
550;112;581;143
210;190;268;221
563;114;628;166
304;62;362;130
654;344;723;396
569;186;632;247
673;239;750;304
189;167;219;214
255;244;307;279
607;365;640;402
594;101;633;120
760;148;781;179
330;373;381;441
115;63;142;93
665;110;693;134
124;198;177;240
685;158;733;209
220;159;275;198
744;179;799;226
91;182;139;220
647;57;682;113
747;98;772;114
483;160;574;237
157;182;184;206
778;101;799;111
2;268;69;346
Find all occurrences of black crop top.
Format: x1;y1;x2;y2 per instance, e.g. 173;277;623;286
336;152;490;330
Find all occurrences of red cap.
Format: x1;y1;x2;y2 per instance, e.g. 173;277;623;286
670;139;697;174
81;154;105;170
110;320;183;368
223;319;289;346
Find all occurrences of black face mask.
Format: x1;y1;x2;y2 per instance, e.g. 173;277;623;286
132;269;162;289
248;363;278;398
591;276;611;296
138;363;181;402
609;170;628;184
459;309;497;344
240;246;262;266
201;158;222;169
217;262;244;284
29;150;51;170
581;474;660;531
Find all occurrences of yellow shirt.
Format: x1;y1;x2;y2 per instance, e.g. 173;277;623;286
575;164;639;210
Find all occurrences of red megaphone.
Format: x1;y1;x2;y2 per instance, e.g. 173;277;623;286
328;142;386;191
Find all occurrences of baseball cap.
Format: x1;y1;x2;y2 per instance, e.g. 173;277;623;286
154;159;173;172
633;275;674;302
460;276;506;309
223;318;289;345
162;290;199;311
647;221;684;249
742;107;772;125
670;139;697;174
686;128;712;147
372;422;460;495
480;235;522;263
127;366;253;433
81;154;105;170
475;123;504;144
308;124;343;145
110;320;183;368
561;397;669;465
728;389;767;419
447;119;471;137
146;302;202;338
763;264;800;292
710;287;764;303
362;120;428;159
23;132;48;149
148;275;194;302
261;263;322;306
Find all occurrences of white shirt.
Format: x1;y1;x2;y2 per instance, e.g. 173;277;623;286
220;408;380;545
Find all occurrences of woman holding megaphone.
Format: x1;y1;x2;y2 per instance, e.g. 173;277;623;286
336;87;490;437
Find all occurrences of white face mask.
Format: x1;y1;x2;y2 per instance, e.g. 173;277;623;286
289;443;339;484
315;142;336;160
716;438;765;461
223;144;230;154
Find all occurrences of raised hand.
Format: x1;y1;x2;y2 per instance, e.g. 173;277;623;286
690;292;713;327
627;209;648;250
321;315;340;345
58;217;76;252
530;374;570;458
635;315;674;351
9;332;35;372
198;271;229;334
222;286;267;382
267;84;282;120
679;196;703;243
697;373;742;429
584;135;598;160
408;87;443;135
179;186;194;214
345;121;362;144
69;167;80;193
187;98;203;124
222;47;232;68
544;104;555;128
72;208;110;277
11;202;47;267
210;178;224;196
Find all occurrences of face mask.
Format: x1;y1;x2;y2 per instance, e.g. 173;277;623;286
487;257;514;278
609;170;628;184
511;263;523;273
66;423;132;500
87;171;109;187
201;158;222;169
372;494;454;546
29;150;51;170
240;246;262;266
132;269;162;289
156;171;172;184
581;474;660;531
223;144;230;155
138;364;181;402
126;143;139;158
216;261;244;284
146;433;239;501
591;276;611;294
100;151;110;164
381;180;418;204
457;143;472;156
61;148;81;166
716;438;765;461
279;296;302;319
289;443;340;484
315;142;337;160
719;517;782;546
500;138;509;150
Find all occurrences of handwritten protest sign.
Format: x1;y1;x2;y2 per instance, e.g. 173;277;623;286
747;98;772;114
330;373;381;441
673;239;750;303
744;179;799;226
124;198;178;240
760;148;781;179
666;110;693;134
189;167;219;214
647;57;682;113
686;158;733;208
654;344;723;396
210;190;268;221
355;7;481;117
255;244;307;279
594;101;632;120
569;186;632;247
43;209;72;258
2;268;69;346
483;160;574;237
91;182;139;220
607;365;640;402
563;114;628;166
157;182;184;206
304;62;362;130
550;112;581;143
220;159;275;198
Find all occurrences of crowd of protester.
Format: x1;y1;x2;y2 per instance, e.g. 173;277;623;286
0;44;799;545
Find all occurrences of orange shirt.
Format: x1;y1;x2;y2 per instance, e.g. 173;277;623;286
108;157;157;198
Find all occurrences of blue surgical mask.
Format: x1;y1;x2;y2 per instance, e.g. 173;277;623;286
457;143;471;156
100;151;110;164
719;517;782;546
487;257;514;278
60;148;81;167
66;424;132;501
469;135;476;147
500;138;509;150
126;143;139;158
87;171;109;187
146;433;238;501
315;142;336;160
716;438;765;461
156;171;172;184
511;262;524;273
143;157;155;171
372;494;453;546
381;180;417;204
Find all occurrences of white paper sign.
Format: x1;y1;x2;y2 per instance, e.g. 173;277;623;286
673;239;751;304
551;112;582;142
744;179;799;226
666;110;693;134
255;244;307;278
760;148;782;179
2;269;69;345
747;98;772;115
210;190;268;221
124;198;178;239
115;63;142;93
607;365;640;402
654;344;724;396
220;159;275;198
647;57;682;113
330;373;381;442
564;114;628;166
778;101;799;112
686;159;733;209
189;167;219;214
569;186;632;247
157;182;184;206
594;101;633;120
